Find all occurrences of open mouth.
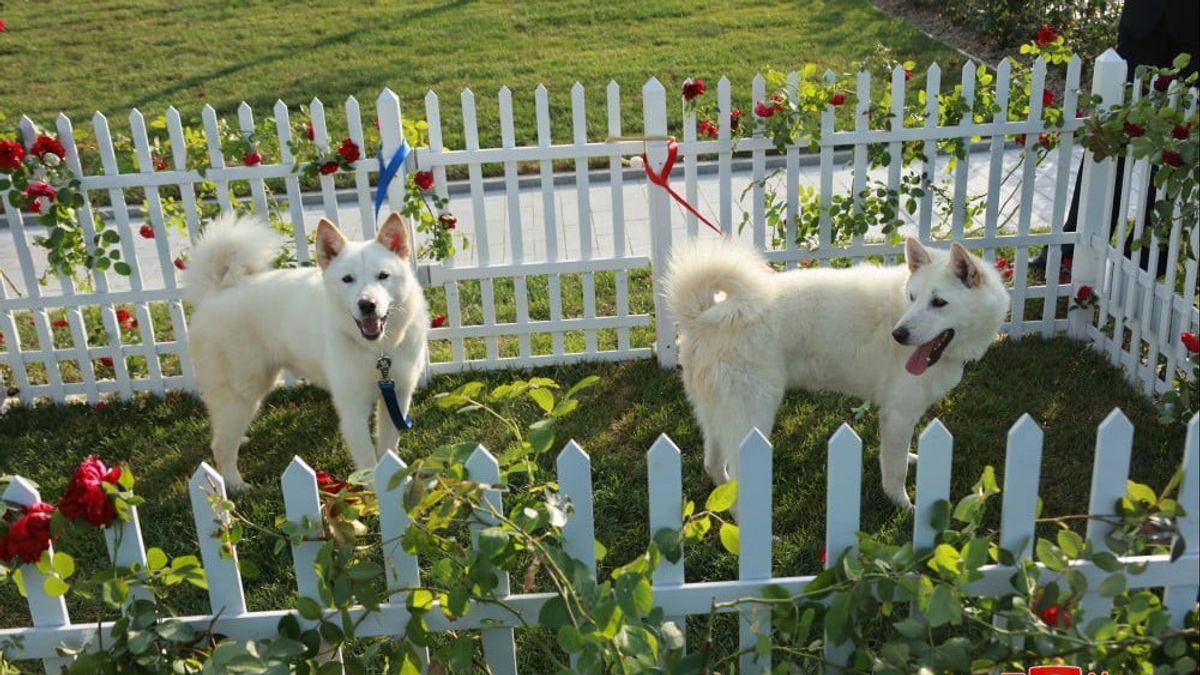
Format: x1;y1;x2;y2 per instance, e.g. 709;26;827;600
905;329;955;376
355;314;387;341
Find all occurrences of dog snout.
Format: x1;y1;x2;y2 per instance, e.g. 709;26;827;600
357;298;377;316
891;326;910;344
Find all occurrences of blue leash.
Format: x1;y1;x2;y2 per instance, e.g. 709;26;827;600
373;141;415;432
373;138;411;221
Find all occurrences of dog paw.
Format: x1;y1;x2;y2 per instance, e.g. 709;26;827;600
886;489;913;510
223;474;248;494
907;452;920;465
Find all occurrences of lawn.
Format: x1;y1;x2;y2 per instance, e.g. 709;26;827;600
0;336;1190;668
0;0;964;148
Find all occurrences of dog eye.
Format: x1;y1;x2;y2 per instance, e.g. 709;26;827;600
341;274;354;283
909;293;915;302
931;297;948;308
377;271;389;280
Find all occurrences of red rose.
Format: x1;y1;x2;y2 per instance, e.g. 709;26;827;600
829;92;847;106
1042;89;1053;107
315;470;347;494
1014;134;1027;146
29;135;65;161
0;139;24;170
1039;604;1071;629
698;119;719;138
242;150;262;167
0;19;7;33
59;456;122;527
318;161;339;175
729;108;743;131
52;319;68;328
994;257;1009;270
1;502;56;564
1038;133;1055;149
1172;124;1192;141
1153;75;1174;92
1123;121;1144;137
1162;148;1184;168
1060;257;1072;269
95;401;106;410
431;314;447;328
24;181;56;212
754;100;778;118
818;547;826;565
681;78;705;102
414;170;435;190
139;224;155;239
152;154;168;171
1035;25;1057;47
438;213;457;230
100;356;114;368
305;121;315;141
904;69;912;82
1076;285;1094;302
174;257;187;270
373;117;380;130
1182;331;1200;354
1003;268;1014;280
336;138;360;163
116;308;136;330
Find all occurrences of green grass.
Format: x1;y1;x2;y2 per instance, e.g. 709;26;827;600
0;336;1190;668
1;0;963;148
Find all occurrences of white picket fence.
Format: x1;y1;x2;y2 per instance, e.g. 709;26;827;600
2;50;1194;403
1;411;1197;672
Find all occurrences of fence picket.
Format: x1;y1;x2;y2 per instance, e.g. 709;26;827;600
1007;58;1048;339
647;434;686;652
103;505;150;605
682;78;699;239
750;74;767;251
1163;415;1199;627
738;430;773;674
824;424;862;669
272;100;311;264
717;77;733;236
499;87;532;364
189;462;248;616
374;450;429;668
200;105;234;213
1041;56;1082;336
849;70;870;263
557;441;595;671
643;77;676;368
572;82;600;356
785;71;800;262
465;446;518;675
950;61;976;239
461;89;500;362
423;89;464;366
281;456;325;604
918;63;940;241
1;477;73;674
1081;408;1134;624
607;80;632;353
912;420;953;553
534;84;565;358
344;96;375;239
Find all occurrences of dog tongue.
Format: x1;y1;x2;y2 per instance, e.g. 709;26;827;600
360;316;382;338
905;340;937;376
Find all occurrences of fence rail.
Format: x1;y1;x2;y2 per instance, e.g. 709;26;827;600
2;411;1197;672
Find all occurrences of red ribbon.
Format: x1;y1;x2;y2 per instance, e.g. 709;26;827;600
643;140;723;236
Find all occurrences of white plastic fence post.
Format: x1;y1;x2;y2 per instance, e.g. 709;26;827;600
647;434;687;653
189;462;248;616
824;424;862;670
374;450;429;669
281;457;326;605
643;77;677;368
1163;414;1199;628
1069;50;1127;340
912;420;953;554
557;441;595;670
738;430;773;674
1;478;73;674
1081;408;1133;625
103;502;151;605
466;446;517;675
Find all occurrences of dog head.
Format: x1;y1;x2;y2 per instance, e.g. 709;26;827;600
892;238;1011;375
315;213;418;344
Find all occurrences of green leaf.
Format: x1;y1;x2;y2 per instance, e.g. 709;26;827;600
557;624;584;653
718;523;740;554
925;585;961;628
43;575;69;597
114;261;131;276
146;547;167;572
529;388;554;413
51;552;75;579
158;620;197;643
1126;480;1157;505
1057;530;1085;559
653;528;683;564
408;588;434;613
705;480;738;513
1098;573;1127;597
894;617;925;640
296;596;323;620
928;543;962;577
1036;538;1069;572
632;577;653;616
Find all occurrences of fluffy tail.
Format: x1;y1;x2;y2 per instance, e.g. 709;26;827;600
663;239;774;327
184;212;283;305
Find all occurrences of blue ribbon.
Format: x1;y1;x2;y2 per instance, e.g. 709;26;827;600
378;379;414;432
374;138;411;221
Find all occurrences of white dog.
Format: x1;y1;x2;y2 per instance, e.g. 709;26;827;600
186;212;428;491
665;238;1010;509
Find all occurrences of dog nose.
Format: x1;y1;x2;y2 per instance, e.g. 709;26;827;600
358;299;376;315
892;327;909;344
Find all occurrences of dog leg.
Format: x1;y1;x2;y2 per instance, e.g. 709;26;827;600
328;379;379;472
879;411;917;509
375;398;400;459
208;398;261;493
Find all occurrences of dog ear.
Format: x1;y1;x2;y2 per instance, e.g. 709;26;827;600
315;218;347;269
905;237;932;273
375;213;410;258
949;241;981;288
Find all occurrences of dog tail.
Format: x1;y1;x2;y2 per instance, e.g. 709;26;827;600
184;212;283;305
664;239;773;326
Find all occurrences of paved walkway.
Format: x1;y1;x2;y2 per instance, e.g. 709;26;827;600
0;145;1085;298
